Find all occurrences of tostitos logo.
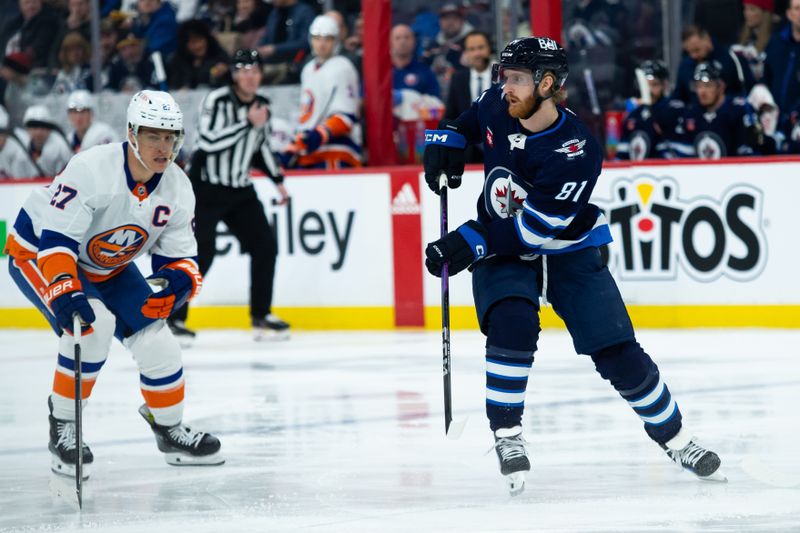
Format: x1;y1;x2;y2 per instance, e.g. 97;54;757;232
87;225;149;268
593;175;766;282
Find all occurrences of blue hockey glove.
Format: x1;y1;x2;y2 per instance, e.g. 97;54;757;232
141;260;203;319
44;276;96;333
295;127;326;154
425;220;488;277
423;119;467;195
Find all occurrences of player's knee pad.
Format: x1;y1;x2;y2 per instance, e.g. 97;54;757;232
123;320;182;377
590;340;657;391
485;297;539;354
57;298;115;364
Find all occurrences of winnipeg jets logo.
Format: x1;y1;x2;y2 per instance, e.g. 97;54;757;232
484;167;528;218
695;131;726;159
555;138;586;158
508;134;526;150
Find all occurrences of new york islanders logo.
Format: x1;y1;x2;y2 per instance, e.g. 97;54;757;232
87;225;149;268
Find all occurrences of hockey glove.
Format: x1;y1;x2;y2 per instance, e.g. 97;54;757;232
295;127;327;154
423;120;467;195
44;276;96;334
141;259;203;319
425;220;488;277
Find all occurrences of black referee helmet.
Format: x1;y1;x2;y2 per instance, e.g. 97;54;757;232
231;48;261;71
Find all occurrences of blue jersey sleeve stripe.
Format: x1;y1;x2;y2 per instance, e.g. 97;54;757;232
522;203;575;230
38;230;80;256
519;212;561;241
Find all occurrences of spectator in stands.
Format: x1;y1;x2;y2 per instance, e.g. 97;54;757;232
0;103;38;179
65;90;116;152
763;0;800;126
391;24;440;98
421;4;472;87
2;0;64;69
98;18;119;89
51;31;93;94
233;0;270;49
732;0;777;80
168;20;229;90
59;0;92;43
123;0;178;57
106;33;156;92
617;60;689;160
675;61;775;158
17;104;71;176
342;12;363;73
256;0;315;83
783;101;800;152
0;52;32;111
444;30;493;163
674;25;756;104
693;0;744;46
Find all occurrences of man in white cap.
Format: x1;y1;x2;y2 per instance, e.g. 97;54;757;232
66;90;117;153
16;105;72;176
0;104;39;179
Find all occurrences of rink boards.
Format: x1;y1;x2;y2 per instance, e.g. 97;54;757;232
0;157;798;329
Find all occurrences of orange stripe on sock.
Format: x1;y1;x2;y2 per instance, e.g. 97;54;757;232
141;383;185;408
53;370;96;399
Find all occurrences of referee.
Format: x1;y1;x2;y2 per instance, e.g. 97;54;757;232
170;48;291;342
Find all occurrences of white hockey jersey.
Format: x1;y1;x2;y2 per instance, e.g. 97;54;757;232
297;55;362;166
0;133;38;179
14;127;72;177
69;120;118;153
11;142;197;281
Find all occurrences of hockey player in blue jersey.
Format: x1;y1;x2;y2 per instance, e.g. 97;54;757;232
673;61;776;158
422;37;724;495
617;60;689;160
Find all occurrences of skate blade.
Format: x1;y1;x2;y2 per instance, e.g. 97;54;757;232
51;457;90;480
165;451;225;466
253;330;290;342
446;417;468;440
697;469;728;482
505;472;526;496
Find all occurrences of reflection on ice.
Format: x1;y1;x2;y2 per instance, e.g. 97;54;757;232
0;329;798;532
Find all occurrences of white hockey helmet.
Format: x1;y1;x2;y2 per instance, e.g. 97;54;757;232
23;104;57;129
310;15;340;39
126;90;184;168
67;89;95;112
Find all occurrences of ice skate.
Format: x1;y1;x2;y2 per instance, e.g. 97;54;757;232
138;404;224;466
167;318;196;348
252;314;290;341
492;426;530;496
48;397;92;479
660;429;725;481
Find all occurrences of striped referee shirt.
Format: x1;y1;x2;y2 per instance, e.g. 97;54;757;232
195;86;283;188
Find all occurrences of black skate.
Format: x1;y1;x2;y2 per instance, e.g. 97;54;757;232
252;314;290;341
48;397;92;479
138;404;224;466
493;426;530;495
660;430;725;481
167;318;196;347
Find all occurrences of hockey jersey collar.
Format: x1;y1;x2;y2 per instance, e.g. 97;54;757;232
122;141;164;201
521;107;567;140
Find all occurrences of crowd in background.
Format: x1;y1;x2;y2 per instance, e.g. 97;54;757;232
1;0;800;179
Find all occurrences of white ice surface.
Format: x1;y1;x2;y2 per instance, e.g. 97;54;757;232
1;329;799;532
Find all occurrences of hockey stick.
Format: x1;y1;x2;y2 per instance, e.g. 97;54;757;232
438;173;466;440
72;314;83;509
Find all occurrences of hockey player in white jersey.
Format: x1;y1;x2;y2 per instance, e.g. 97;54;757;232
66;90;117;153
282;14;362;169
0;104;39;179
15;105;72;177
4;90;224;479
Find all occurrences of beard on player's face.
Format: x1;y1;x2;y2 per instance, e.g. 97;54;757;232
507;91;537;119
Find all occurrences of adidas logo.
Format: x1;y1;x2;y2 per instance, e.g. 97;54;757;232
392;183;421;215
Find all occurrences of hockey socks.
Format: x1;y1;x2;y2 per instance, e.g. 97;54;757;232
485;346;534;431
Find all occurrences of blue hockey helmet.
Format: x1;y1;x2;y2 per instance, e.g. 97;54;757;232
492;36;569;90
693;61;723;83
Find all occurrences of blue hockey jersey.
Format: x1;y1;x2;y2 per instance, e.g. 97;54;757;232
671;96;769;158
617;97;686;160
451;85;612;257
